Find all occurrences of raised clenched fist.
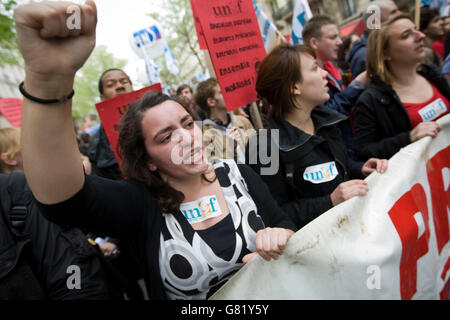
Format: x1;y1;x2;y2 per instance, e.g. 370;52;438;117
14;1;97;97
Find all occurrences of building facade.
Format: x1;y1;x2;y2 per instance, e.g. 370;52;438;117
257;0;415;35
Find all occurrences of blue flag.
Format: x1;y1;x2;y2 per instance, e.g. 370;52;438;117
145;58;161;85
290;0;313;45
252;0;281;52
163;40;179;76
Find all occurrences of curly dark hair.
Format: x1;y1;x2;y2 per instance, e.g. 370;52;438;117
117;90;212;213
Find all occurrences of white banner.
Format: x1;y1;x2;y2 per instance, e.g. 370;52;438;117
211;114;450;300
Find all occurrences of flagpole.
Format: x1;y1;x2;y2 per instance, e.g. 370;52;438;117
415;0;420;29
140;45;160;85
140;46;154;85
202;49;216;79
275;29;287;43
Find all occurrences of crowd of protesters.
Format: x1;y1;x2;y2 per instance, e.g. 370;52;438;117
0;0;449;300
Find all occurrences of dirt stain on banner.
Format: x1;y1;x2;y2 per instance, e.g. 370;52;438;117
337;215;349;229
295;234;320;256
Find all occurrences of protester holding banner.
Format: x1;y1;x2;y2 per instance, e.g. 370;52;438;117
248;43;388;229
14;0;296;300
353;14;449;161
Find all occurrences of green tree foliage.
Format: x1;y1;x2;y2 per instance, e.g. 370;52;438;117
149;0;206;88
72;45;126;120
0;0;19;66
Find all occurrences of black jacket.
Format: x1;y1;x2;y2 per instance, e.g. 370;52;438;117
88;126;122;180
246;105;363;229
346;30;369;78
324;66;364;160
35;162;296;300
0;172;110;300
352;64;450;161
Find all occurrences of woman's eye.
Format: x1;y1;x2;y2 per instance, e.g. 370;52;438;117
401;32;410;39
161;134;172;143
185;121;194;128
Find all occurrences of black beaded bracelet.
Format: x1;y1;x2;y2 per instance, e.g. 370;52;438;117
19;81;75;104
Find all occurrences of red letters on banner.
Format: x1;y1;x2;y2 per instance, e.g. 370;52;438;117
426;146;450;254
190;0;207;50
388;148;450;300
95;84;162;164
441;257;450;299
388;183;430;300
192;0;267;111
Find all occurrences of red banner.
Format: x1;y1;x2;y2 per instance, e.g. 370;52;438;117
0;98;22;127
192;0;266;111
190;0;207;50
95;84;162;164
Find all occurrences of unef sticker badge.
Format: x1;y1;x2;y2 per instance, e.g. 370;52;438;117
418;98;448;122
303;161;339;184
180;195;222;224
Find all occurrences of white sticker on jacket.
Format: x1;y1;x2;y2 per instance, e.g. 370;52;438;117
418;98;447;122
303;161;339;184
180;195;222;224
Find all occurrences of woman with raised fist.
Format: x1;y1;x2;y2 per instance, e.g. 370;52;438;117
15;1;296;300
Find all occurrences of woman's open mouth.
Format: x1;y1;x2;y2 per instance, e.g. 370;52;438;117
183;147;203;164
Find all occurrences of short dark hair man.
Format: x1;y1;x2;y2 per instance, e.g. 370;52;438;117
98;68;133;101
89;69;133;180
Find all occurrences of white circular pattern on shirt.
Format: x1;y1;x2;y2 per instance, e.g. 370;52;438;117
158;159;265;299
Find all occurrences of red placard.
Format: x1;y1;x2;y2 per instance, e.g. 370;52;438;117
0;98;22;127
192;0;267;111
95;83;162;164
190;0;207;50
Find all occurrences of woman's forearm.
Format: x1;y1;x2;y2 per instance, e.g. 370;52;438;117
15;1;97;204
22;73;84;204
